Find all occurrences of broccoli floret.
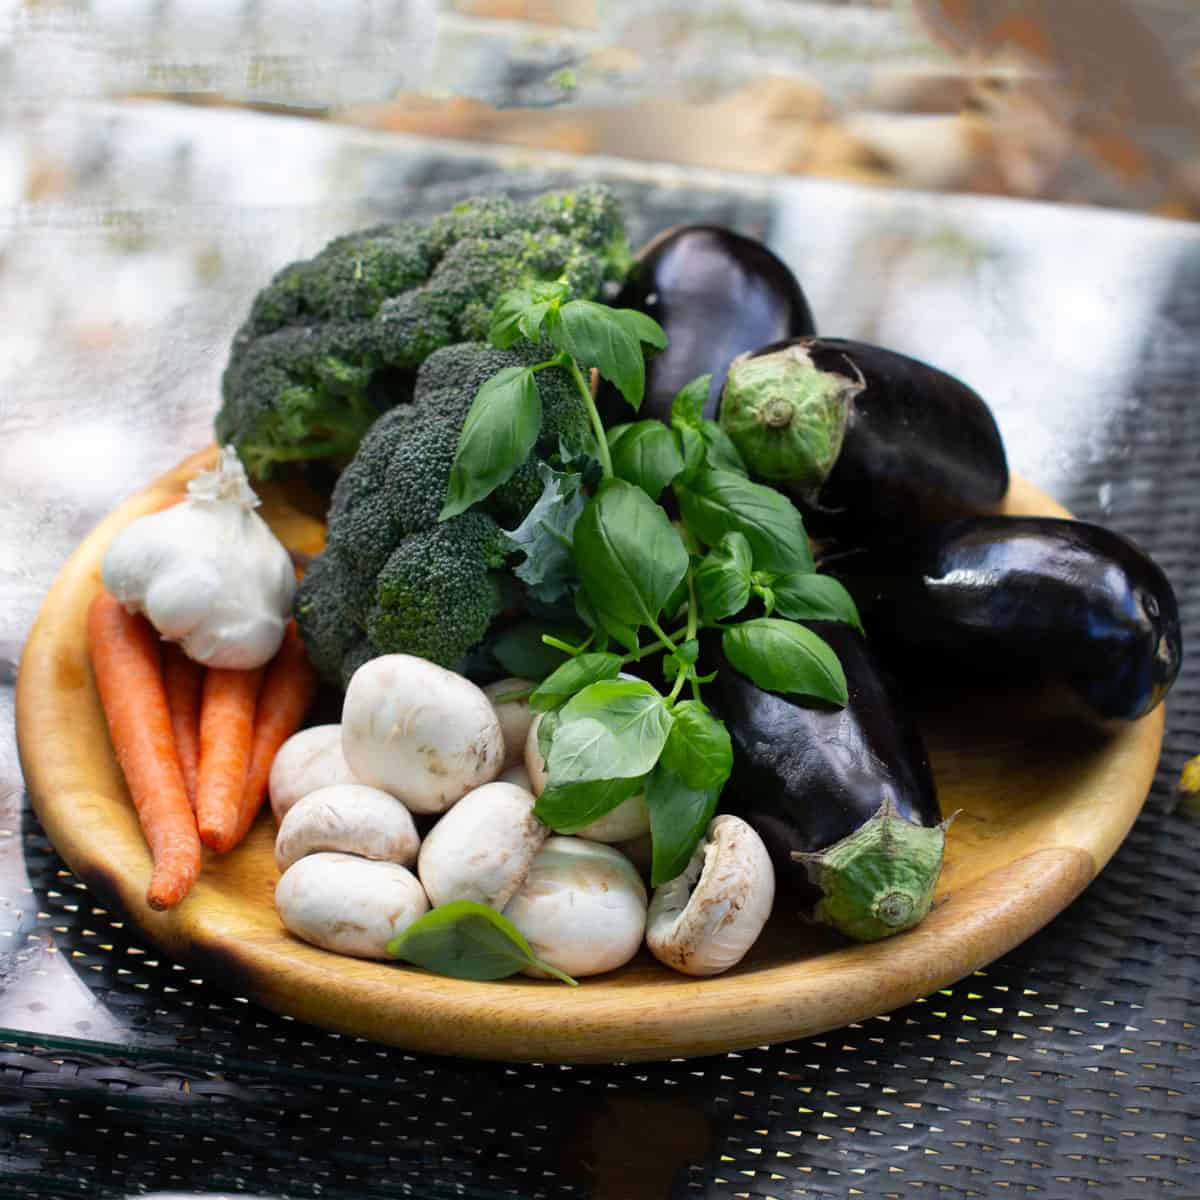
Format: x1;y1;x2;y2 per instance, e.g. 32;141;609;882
217;184;630;479
294;340;592;686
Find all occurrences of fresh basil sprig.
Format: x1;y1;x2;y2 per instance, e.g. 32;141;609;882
442;283;865;891
387;900;577;986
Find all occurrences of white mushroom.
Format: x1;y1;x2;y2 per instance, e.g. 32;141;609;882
577;796;650;842
646;815;775;977
502;837;647;978
499;763;533;791
523;714;649;841
274;784;420;873
616;833;654;878
341;654;505;814
523;713;549;795
275;852;429;959
269;724;359;822
483;677;536;769
417;781;548;910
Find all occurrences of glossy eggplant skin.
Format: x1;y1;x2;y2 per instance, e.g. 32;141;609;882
832;516;1183;723
710;621;940;896
596;225;815;427
741;337;1009;541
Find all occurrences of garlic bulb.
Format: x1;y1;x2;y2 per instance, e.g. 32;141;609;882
101;446;296;669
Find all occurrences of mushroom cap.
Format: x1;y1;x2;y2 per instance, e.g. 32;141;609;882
275;852;429;959
341;654;505;814
499;763;533;791
483;677;536;769
417;781;548;910
646;815;775;977
274;784;420;873
502;837;648;978
269;724;359;822
523;713;549;795
577;794;650;842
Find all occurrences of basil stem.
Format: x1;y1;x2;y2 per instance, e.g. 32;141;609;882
564;354;614;479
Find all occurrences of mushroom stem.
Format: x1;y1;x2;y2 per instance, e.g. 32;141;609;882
791;796;949;941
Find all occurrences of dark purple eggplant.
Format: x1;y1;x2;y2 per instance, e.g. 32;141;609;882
830;515;1182;724
595;225;815;427
710;621;946;942
719;337;1008;540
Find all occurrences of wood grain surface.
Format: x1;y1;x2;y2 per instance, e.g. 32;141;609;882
15;448;1165;1064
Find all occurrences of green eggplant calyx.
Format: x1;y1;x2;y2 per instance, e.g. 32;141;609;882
719;345;861;500
791;795;947;942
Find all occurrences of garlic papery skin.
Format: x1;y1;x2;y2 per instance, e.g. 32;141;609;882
101;446;296;669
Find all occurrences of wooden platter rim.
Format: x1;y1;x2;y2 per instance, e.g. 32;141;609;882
15;447;1164;1064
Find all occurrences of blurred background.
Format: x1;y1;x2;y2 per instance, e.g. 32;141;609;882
5;0;1200;214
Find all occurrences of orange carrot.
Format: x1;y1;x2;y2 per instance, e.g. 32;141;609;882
227;621;318;851
196;665;263;853
162;643;203;811
86;590;202;911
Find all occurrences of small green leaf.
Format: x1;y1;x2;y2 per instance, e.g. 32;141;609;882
534;775;644;836
722;618;848;705
550;300;646;411
700;420;748;474
503;463;587;604
609;420;686;499
529;652;624;713
660;700;733;790
663;638;700;682
695;531;754;621
670;375;713;428
489;289;538;348
675;468;813;573
644;764;720;887
388;900;576;985
770;574;865;633
490;622;578;680
536;708;560;762
676;424;706;483
548;679;674;783
441;366;542;519
610;307;668;351
572;479;690;630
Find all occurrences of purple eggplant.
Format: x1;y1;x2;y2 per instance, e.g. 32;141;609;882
710;621;947;942
831;515;1182;724
596;225;815;427
719;337;1009;540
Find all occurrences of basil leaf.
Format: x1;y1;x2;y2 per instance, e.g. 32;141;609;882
548;679;674;783
610;307;668;351
722;618;848;705
675;468;813;573
770;574;865;633
644;764;720;888
660;700;733;790
663;638;700;683
489;289;538;349
700;420;747;475
529;652;624;713
503;463;587;604
441;366;542;519
572;479;689;629
490;621;576;680
550;300;646;412
670;374;713;429
695;531;754;621
534;775;644;836
387;900;576;986
536;708;560;763
609;420;686;500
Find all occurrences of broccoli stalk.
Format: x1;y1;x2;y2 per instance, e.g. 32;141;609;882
217;185;631;479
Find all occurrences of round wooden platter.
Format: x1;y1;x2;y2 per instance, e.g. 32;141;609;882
16;447;1165;1064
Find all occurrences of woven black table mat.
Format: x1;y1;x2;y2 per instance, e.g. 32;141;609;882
2;162;1198;1198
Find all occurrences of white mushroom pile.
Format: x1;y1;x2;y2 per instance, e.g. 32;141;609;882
272;654;775;979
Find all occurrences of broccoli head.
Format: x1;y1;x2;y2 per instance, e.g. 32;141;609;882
216;184;630;479
294;340;591;686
